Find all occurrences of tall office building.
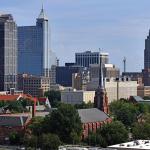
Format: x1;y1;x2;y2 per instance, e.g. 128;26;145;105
144;30;150;69
18;6;56;77
75;51;109;68
0;14;17;91
143;31;150;86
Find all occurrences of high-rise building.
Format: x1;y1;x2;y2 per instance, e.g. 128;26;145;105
75;51;109;68
143;31;150;86
0;14;17;91
18;6;56;77
144;30;150;69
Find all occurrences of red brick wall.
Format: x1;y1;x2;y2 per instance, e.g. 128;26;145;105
0;126;25;143
82;118;112;139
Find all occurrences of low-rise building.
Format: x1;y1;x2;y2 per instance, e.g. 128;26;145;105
61;90;95;104
0;114;31;143
137;86;150;98
129;96;150;105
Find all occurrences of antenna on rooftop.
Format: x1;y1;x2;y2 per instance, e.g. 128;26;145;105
123;57;126;73
41;0;44;10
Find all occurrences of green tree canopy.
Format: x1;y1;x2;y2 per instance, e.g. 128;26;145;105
74;101;94;109
132;113;150;139
84;121;128;147
44;90;61;107
98;121;128;147
110;100;139;127
28;116;44;136
41;133;61;150
43;103;82;144
9;132;21;145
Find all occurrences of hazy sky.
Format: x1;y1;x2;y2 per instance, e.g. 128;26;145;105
1;0;150;72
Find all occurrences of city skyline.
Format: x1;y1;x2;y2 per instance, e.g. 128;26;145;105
1;0;150;72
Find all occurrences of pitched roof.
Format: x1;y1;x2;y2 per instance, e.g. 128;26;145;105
0;95;20;101
78;108;110;123
0;94;36;102
0;115;30;127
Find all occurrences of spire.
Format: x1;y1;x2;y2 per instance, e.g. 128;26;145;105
99;54;104;88
38;3;48;20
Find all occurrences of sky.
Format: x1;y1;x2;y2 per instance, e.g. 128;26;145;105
1;0;150;72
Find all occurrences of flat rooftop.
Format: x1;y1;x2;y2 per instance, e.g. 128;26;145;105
108;140;150;149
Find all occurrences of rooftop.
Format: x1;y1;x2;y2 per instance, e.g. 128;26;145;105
108;140;150;150
0;115;30;127
78;108;110;123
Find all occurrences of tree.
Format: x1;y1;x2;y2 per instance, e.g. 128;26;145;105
84;132;106;147
132;113;150;139
74;102;94;109
43;103;82;143
143;96;150;100
41;133;61;150
9;132;21;145
24;134;38;148
44;90;61;107
132;122;150;139
110;101;139;126
98;121;128;147
28;116;44;136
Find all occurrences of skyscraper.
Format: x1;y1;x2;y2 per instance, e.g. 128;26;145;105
0;14;17;91
75;51;109;68
18;6;56;76
143;30;150;86
144;30;150;69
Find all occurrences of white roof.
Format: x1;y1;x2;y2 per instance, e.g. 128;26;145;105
109;140;150;149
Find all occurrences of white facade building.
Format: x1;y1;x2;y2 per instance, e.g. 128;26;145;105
87;77;138;103
61;90;95;104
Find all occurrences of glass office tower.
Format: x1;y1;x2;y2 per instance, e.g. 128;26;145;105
18;7;52;76
0;14;17;91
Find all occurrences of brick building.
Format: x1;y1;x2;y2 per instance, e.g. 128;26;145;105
78;108;112;138
0;115;31;143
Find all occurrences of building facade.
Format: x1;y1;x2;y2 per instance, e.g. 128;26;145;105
122;72;143;86
0;14;17;91
18;74;50;97
89;63;120;80
137;86;150;98
144;30;150;69
56;65;82;87
142;69;150;86
87;77;138;103
18;7;56;77
78;108;112;139
61;90;95;104
75;51;109;68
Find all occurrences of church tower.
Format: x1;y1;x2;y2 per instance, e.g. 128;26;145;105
94;54;109;114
